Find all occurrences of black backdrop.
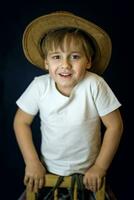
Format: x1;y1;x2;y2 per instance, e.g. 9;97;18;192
0;0;132;199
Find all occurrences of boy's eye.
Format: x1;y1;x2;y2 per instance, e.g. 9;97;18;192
52;55;61;59
71;54;80;59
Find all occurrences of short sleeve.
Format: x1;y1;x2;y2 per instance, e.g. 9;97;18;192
16;78;40;115
93;78;121;116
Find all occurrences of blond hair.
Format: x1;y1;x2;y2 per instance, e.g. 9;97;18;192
40;28;95;60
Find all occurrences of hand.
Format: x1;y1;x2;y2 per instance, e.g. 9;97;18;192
83;164;106;192
24;161;46;193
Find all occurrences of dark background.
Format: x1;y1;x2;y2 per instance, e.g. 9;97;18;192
0;0;132;199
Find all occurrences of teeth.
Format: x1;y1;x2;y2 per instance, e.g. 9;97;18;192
60;73;71;76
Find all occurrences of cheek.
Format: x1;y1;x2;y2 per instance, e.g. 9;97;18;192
79;65;88;76
77;64;87;73
75;68;86;80
48;68;57;78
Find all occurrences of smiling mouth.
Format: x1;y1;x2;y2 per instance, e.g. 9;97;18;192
59;73;72;77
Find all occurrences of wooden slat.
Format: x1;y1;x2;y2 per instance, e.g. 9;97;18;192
45;174;72;188
26;189;36;200
96;178;105;200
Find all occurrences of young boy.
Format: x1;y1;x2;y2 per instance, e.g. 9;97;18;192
13;11;123;198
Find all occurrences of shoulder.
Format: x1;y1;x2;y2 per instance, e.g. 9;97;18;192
84;71;106;88
83;72;113;98
34;74;50;84
28;74;51;96
33;74;50;89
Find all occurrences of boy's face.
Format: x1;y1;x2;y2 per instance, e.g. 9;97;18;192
45;37;91;96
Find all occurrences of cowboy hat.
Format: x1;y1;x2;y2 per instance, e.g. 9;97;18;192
22;11;112;74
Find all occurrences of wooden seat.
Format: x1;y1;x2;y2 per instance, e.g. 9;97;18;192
26;174;105;200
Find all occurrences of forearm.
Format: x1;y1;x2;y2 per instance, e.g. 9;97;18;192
95;125;123;171
14;109;46;192
14;122;40;165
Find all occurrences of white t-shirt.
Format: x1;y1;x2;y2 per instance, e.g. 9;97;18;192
16;72;121;175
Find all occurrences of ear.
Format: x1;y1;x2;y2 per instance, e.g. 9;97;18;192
86;63;91;70
86;57;92;70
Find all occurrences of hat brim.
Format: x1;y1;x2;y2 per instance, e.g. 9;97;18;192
23;11;112;74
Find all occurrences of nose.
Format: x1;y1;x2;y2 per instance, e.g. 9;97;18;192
62;58;71;69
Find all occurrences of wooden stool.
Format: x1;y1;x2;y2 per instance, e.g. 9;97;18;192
26;174;105;200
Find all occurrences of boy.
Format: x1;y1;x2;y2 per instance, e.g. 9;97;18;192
13;11;123;198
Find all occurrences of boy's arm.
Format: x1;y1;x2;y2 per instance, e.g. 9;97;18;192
95;109;123;171
13;108;46;192
83;109;123;192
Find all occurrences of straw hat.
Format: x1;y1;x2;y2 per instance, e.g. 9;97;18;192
22;11;112;74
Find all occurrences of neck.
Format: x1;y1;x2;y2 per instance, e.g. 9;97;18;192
55;84;72;97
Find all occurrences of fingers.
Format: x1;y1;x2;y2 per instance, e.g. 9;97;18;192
25;177;34;192
83;164;106;192
24;176;45;192
97;177;102;190
39;178;45;189
34;178;39;193
24;176;29;185
83;176;102;192
83;176;89;190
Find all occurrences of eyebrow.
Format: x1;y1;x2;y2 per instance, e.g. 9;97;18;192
48;52;61;55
